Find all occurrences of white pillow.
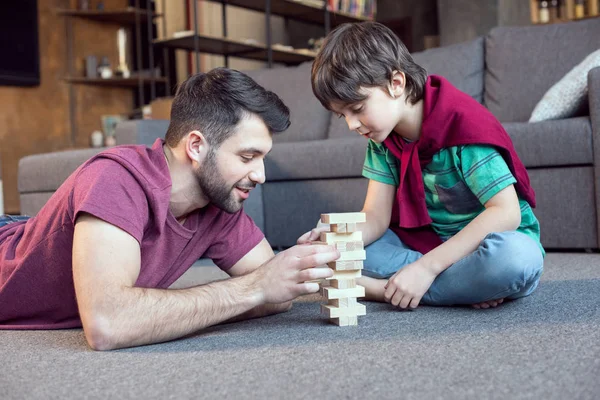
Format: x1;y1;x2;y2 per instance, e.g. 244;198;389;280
529;48;600;122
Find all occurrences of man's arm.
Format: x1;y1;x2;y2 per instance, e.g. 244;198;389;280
222;239;292;322
73;214;338;351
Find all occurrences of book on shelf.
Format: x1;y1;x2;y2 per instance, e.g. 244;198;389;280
327;0;376;19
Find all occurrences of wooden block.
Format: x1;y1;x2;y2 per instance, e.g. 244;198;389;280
334;240;364;252
330;279;356;289
331;223;347;233
345;223;358;232
327;260;363;271
322;285;365;300
329;297;358;307
332;316;358;326
337;250;366;261
321;303;366;318
321;212;366;224
326;270;361;280
320;231;363;243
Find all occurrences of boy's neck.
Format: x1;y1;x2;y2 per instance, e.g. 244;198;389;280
393;99;423;142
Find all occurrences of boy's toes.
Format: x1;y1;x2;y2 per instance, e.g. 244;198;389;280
471;298;505;309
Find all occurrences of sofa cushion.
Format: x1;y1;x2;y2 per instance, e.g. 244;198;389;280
243;62;330;143
115;120;169;146
503;117;592;168
18;148;104;193
530;49;600;122
485;18;600;122
265;138;368;181
412;37;485;103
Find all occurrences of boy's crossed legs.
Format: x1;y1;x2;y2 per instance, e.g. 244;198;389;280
360;229;544;309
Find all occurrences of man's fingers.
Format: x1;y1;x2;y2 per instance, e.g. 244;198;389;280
299;282;321;295
290;243;338;258
299;267;333;282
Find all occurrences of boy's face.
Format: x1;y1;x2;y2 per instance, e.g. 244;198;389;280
330;86;403;144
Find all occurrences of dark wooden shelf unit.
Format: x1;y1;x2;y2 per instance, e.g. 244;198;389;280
203;0;370;26
154;33;316;65
56;7;162;25
64;76;168;88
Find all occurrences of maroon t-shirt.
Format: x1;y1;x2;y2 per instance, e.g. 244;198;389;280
0;139;264;329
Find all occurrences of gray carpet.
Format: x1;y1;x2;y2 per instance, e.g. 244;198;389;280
2;253;599;399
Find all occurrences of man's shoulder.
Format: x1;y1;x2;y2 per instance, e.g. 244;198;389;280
80;143;170;190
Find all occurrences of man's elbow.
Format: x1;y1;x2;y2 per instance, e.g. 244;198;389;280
83;315;120;351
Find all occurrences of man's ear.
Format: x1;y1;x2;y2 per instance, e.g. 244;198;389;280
184;130;210;164
388;71;406;99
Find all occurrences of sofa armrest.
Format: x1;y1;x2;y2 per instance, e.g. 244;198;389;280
589;67;600;133
588;66;600;247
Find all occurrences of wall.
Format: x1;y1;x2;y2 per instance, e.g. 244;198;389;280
437;0;531;46
0;0;132;213
377;0;439;52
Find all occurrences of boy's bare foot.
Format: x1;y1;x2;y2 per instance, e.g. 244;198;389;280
472;298;505;309
356;276;387;302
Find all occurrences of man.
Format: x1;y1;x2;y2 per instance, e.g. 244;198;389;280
0;68;339;350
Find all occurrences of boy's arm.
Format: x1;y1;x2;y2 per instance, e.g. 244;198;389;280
297;179;395;246
73;214;338;351
419;184;521;275
384;184;521;309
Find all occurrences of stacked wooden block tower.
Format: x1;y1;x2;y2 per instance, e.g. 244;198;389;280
318;212;367;326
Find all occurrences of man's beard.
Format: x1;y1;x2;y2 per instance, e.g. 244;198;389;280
194;150;252;213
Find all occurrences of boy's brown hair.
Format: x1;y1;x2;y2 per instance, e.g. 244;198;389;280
311;21;427;109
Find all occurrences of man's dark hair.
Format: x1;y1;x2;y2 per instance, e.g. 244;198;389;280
311;21;427;109
165;68;290;148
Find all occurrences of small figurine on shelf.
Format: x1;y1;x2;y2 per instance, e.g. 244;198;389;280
85;55;98;78
98;57;112;79
115;28;131;79
104;135;117;147
78;0;90;10
96;1;105;11
90;130;104;148
539;0;550;23
575;0;586;18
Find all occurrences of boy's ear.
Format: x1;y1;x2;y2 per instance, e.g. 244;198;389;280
388;70;406;98
184;130;211;165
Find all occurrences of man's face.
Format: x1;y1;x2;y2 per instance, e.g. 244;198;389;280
330;85;404;143
194;114;272;213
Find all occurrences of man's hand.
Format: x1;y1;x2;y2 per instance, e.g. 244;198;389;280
250;244;340;304
384;260;438;309
296;221;330;244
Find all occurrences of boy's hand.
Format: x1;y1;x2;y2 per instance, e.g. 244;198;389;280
297;221;330;245
384;260;437;309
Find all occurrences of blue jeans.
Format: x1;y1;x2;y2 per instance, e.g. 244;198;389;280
363;229;544;305
0;214;31;228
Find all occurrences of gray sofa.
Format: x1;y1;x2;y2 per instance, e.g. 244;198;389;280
18;18;600;250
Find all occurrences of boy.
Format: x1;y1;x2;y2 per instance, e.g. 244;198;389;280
299;22;544;310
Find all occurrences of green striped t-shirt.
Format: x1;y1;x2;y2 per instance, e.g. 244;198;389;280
362;140;544;256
